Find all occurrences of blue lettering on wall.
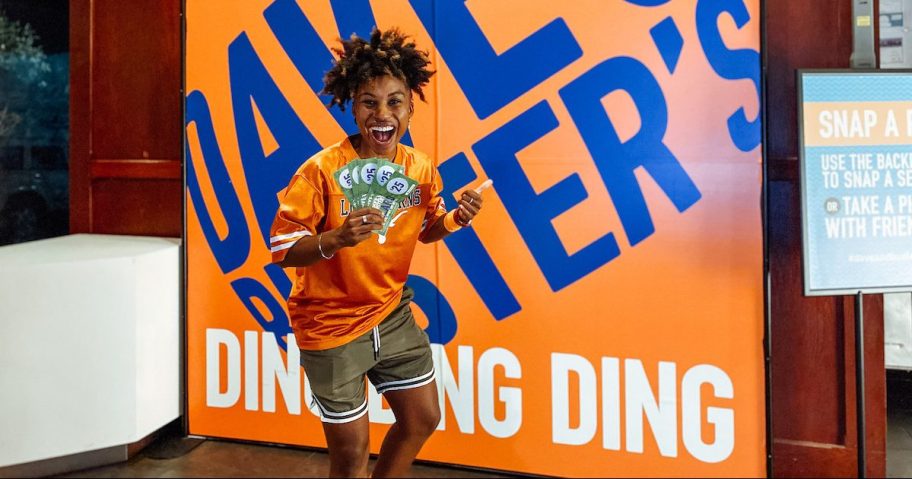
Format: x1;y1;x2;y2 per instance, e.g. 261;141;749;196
186;90;250;274
330;0;376;40
407;274;457;345
265;0;414;146
264;0;357;135
264;262;293;299
560;56;702;247
696;0;761;152
231;277;294;350
473;101;621;292
229;33;323;248
439;153;522;319
191;1;760;342
650;17;684;74
625;0;671;5
409;0;583;119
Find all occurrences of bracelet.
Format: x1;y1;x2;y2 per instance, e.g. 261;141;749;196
317;233;334;259
454;208;472;227
443;210;462;233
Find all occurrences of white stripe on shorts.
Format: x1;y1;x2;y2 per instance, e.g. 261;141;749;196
375;369;436;394
312;396;369;424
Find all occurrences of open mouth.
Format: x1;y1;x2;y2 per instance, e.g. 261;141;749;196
369;125;395;144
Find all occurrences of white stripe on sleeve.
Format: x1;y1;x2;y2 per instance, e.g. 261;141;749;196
270;230;311;245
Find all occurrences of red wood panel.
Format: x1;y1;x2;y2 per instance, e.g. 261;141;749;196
69;0;91;233
769;178;847;446
91;179;182;237
766;1;854;162
773;441;858;479
90;159;182;180
69;0;182;237
90;0;182;160
766;0;886;476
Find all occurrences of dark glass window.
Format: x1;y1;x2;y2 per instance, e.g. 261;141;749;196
0;146;25;170
32;145;66;170
0;1;69;245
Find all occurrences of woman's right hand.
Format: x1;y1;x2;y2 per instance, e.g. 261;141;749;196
330;207;384;248
278;208;385;267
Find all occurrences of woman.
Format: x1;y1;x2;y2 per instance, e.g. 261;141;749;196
269;27;484;478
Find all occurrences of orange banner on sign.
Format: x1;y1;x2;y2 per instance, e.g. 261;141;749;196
804;101;912;146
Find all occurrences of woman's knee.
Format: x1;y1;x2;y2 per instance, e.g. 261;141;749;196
402;403;441;438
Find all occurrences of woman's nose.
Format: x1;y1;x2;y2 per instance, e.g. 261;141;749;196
375;103;393;119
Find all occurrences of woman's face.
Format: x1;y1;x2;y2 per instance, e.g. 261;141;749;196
352;75;413;160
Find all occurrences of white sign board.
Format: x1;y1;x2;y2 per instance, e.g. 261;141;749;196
799;71;912;295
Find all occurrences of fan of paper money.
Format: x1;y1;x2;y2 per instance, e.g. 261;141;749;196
333;158;417;239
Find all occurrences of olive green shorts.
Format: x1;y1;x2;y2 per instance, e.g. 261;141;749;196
298;287;435;423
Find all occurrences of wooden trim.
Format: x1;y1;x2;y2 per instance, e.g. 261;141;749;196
69;0;92;233
874;0;881;68
773;439;855;477
90;159;182;180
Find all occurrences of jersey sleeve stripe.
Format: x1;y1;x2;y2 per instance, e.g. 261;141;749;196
270;241;299;253
270;230;312;245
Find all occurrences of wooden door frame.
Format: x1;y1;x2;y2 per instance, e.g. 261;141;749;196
763;1;887;477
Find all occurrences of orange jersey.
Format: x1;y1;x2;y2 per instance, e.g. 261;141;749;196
270;138;447;350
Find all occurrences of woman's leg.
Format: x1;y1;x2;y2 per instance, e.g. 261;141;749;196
370;381;441;478
322;414;372;478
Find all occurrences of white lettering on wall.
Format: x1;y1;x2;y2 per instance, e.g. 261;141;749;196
204;329;737;464
478;347;522;438
549;353;736;464
206;328;240;408
682;364;734;463
432;344;475;433
551;353;597;446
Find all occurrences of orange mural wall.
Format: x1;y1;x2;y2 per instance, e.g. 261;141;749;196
184;0;765;476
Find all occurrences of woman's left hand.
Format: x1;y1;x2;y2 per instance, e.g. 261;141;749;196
456;189;483;225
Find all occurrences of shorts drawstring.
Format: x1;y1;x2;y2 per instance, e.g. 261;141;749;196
372;326;381;360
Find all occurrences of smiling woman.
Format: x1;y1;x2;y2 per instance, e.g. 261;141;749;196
268;26;487;478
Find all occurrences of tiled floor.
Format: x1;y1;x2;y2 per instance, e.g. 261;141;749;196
54;434;519;478
46;404;912;478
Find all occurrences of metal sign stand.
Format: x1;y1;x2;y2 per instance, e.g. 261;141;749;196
850;3;874;475
855;291;866;478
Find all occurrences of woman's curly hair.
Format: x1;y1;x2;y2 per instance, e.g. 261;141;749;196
321;27;435;111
